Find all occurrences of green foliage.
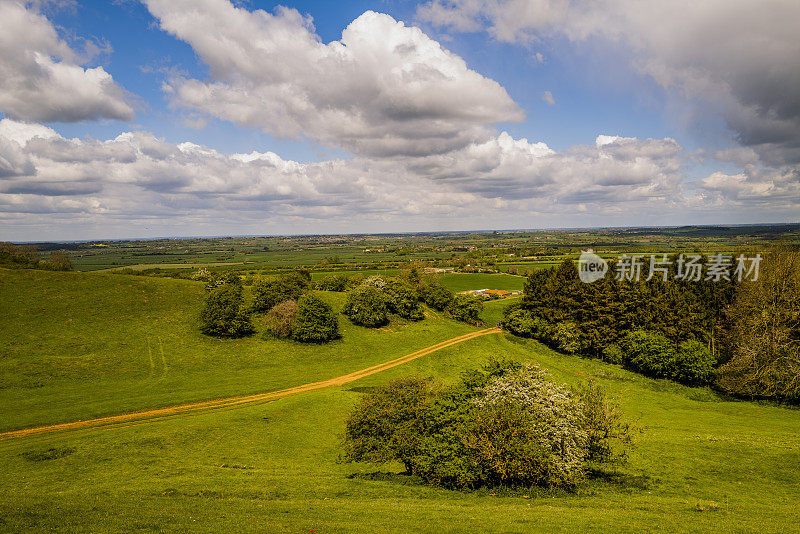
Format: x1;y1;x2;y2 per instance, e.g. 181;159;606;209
0;242;39;268
204;271;242;292
602;343;625;365
199;285;254;338
344;362;633;491
41;251;73;271
383;280;424;321
673;340;716;385
291;293;340;343
619;330;676;379
252;271;310;312
552;321;583;354
343;376;437;471
418;282;454;311
343;286;390;328
263;299;298;338
446;294;483;325
717;246;800;401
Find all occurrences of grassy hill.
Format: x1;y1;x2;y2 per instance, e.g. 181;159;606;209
0;268;798;532
0;268;471;430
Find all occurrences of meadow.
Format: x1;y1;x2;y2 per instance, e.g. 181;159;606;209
0;267;798;532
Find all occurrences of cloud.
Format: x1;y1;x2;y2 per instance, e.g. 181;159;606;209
0;0;133;123
143;1;522;157
418;0;800;166
541;90;555;106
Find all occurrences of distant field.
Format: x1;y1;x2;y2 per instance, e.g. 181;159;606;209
438;272;525;292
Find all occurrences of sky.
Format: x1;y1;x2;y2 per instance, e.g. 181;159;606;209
0;0;798;241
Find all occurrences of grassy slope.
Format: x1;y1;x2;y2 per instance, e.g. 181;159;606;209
0;269;471;430
1;269;798;532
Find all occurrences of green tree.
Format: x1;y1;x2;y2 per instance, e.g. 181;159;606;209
717;246;800;400
418;281;454;311
343;286;389;327
383;279;424;321
447;294;483;325
252;271;310;312
199;285;254;338
291;294;340;343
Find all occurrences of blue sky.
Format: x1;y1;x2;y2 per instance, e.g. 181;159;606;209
0;0;797;240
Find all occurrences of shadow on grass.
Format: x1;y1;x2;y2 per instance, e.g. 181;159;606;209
347;467;653;497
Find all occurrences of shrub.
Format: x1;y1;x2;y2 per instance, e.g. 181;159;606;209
504;309;552;339
383;280;424;321
343;376;437;472
447;294;483;325
199;285;254;338
553;321;583;354
672;340;715;385
469;364;589;488
252;271;310;312
264;299;298;338
343;362;633;491
204;271;242;292
343;286;389;327
291;294;339;343
619;330;676;378
602;343;625;365
418;282;454;311
41;251;72;271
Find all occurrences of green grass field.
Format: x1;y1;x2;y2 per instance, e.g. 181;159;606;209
1;269;798;532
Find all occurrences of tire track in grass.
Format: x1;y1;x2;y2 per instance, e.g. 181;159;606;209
0;328;501;441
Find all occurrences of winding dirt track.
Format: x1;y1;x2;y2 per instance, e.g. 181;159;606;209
0;327;501;441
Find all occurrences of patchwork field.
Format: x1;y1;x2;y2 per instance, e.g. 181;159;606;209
0;268;798;532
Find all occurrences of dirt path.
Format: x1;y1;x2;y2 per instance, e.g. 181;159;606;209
0;328;501;441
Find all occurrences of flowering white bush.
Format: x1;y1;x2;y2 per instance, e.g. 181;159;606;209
473;364;588;486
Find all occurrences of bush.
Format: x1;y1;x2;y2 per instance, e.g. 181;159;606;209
343;376;437;472
619;330;676;378
199;285;254;338
343;362;633;491
468;364;588;488
552;321;583;354
41;251;72;271
672;340;715;385
204;271;242;292
418;282;454;311
447;294;483;325
290;294;339;343
504;309;551;339
264;299;298;338
252;271;310;312
383;280;424;321
602;343;625;365
343;286;389;327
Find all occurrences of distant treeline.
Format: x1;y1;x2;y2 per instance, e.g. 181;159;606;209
0;242;72;271
505;247;800;402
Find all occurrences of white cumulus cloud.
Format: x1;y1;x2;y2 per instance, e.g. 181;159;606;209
143;1;523;157
0;0;134;123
